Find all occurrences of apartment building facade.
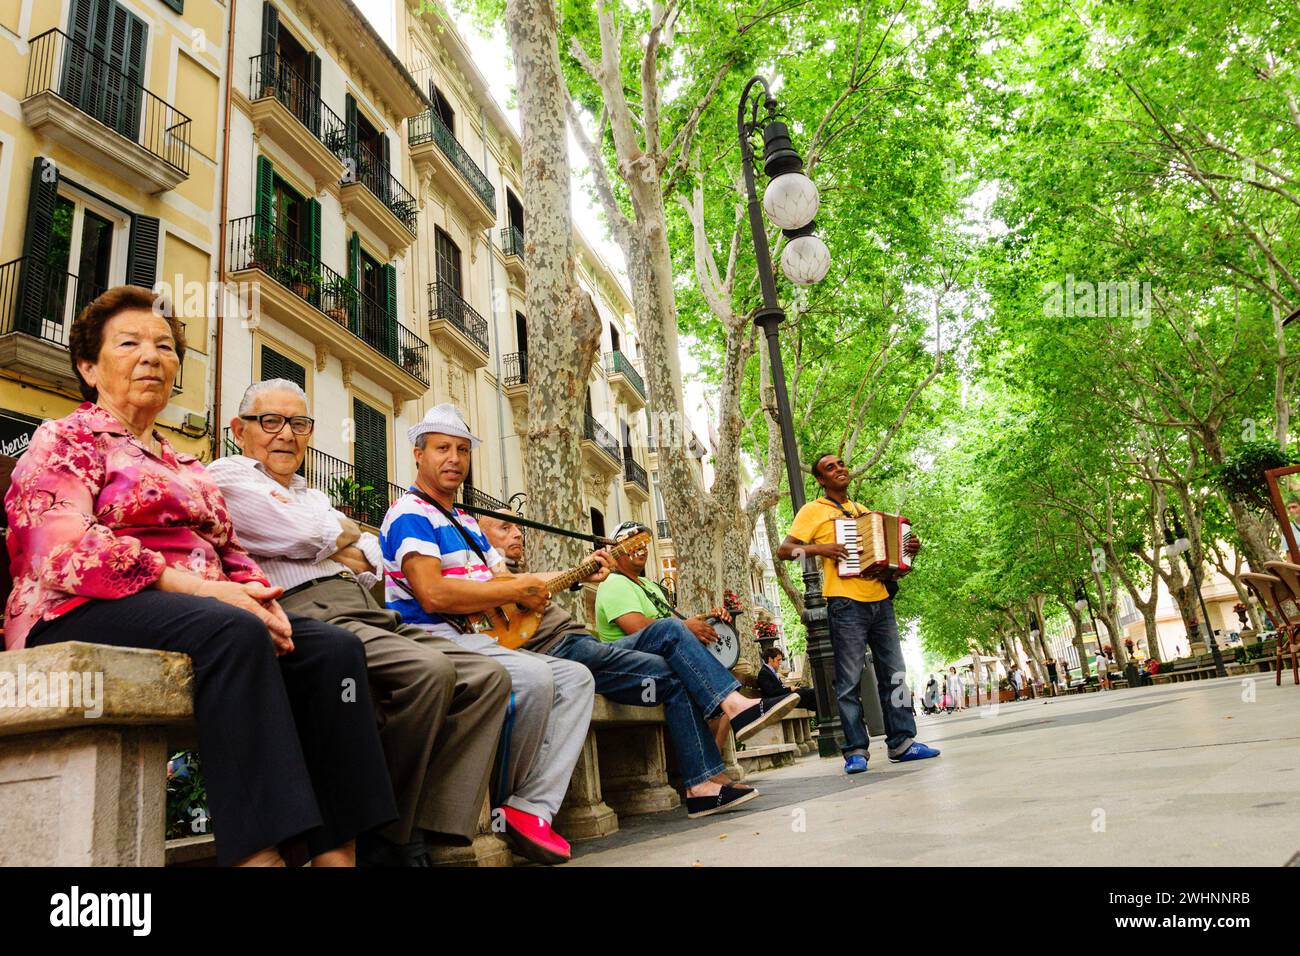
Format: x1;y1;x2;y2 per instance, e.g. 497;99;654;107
0;0;226;457
217;0;431;525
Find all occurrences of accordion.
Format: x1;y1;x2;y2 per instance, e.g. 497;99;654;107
834;512;914;580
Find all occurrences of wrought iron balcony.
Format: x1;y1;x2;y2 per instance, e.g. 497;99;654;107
334;135;418;237
428;281;490;356
227;214;429;385
249;51;346;152
23;28;191;190
623;454;649;492
606;349;646;400
0;256;183;394
409;108;496;213
502;225;525;259
504;351;528;387
657;519;671;539
583;413;621;463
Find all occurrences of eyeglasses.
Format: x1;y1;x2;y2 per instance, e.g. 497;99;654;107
241;414;315;436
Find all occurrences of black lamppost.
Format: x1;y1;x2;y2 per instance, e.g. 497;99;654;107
1162;506;1227;677
738;77;838;756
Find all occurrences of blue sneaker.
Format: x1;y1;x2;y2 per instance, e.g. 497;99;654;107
889;742;941;763
843;754;869;774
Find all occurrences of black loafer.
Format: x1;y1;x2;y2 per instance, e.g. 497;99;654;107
356;834;433;867
685;785;760;819
731;693;801;743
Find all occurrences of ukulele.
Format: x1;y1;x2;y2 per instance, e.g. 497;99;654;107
471;530;651;649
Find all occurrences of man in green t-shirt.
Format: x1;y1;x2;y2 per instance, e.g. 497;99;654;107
594;522;800;754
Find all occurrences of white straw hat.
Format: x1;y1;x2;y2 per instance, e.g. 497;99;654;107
407;403;482;448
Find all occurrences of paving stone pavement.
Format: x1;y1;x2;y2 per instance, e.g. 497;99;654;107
568;675;1300;866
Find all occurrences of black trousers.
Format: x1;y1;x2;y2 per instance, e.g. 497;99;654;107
30;590;398;865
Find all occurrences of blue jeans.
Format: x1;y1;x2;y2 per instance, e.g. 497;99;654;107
827;596;917;755
549;618;738;788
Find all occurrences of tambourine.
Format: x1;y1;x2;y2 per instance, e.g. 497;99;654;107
703;616;741;670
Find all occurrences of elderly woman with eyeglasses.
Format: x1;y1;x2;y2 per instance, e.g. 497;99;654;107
3;286;396;866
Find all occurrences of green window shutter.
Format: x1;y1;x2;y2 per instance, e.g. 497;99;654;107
126;215;160;289
306;52;321;136
352;397;389;524
255;155;274;227
306;198;321;264
18;157;60;335
64;0;98;113
260;345;305;389
343;93;358;183
254;156;275;273
260;2;278;60
346;232;361;332
114;6;147;140
160;0;184;13
382;263;397;360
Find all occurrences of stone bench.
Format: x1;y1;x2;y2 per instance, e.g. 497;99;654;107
3;640;770;866
0;641;194;866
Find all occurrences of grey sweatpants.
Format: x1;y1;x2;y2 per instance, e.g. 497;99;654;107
442;630;594;824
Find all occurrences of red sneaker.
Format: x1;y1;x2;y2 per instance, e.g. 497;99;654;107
500;806;571;865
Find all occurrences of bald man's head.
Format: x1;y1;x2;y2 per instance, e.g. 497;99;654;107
479;508;524;562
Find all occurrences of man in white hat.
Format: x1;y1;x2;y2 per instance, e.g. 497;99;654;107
380;404;603;865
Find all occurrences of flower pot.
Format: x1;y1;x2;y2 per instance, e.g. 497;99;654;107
291;281;311;298
326;307;348;324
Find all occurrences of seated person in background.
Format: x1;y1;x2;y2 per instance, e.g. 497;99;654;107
5;287;396;866
593;522;800;750
381;404;597;866
758;645;816;711
479;510;757;818
209;380;511;867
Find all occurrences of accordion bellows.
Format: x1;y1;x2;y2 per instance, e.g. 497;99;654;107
835;512;914;580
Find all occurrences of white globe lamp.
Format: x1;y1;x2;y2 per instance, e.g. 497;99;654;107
780;234;830;286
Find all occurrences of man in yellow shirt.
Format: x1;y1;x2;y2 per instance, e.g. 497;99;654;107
778;453;940;774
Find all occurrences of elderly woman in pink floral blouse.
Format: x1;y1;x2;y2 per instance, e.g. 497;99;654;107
4;286;395;866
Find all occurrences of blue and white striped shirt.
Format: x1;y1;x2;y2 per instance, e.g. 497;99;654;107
380;491;502;631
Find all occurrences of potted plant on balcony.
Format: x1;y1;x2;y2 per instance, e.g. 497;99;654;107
328;476;364;518
401;345;424;376
322;277;355;325
285;260;320;299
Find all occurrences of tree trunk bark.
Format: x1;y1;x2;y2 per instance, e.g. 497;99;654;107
505;0;602;579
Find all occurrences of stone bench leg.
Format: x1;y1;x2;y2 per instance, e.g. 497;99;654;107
596;724;680;816
555;729;618;840
721;730;745;783
0;726;167;866
426;795;512;867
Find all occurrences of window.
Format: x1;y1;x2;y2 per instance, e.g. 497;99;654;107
430;83;455;132
660;557;678;591
610;324;621;354
506;189;524;236
43;189;128;333
515;311;528;353
260;345;305;389
590;508;605;539
435;227;462;295
65;0;147;141
271;175;307;247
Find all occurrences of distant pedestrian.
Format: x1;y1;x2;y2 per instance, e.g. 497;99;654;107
1094;649;1112;690
1045;657;1059;697
947;666;965;711
1008;666;1023;701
